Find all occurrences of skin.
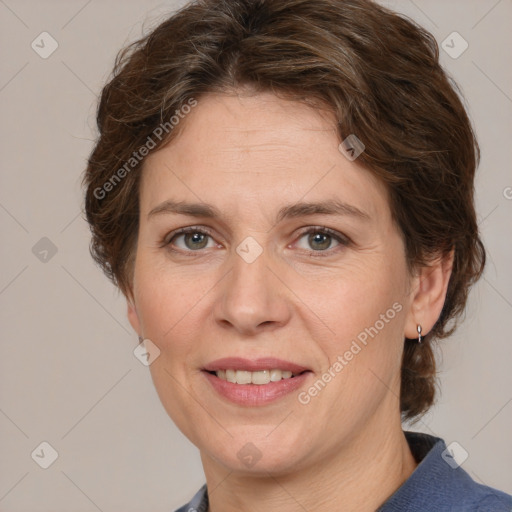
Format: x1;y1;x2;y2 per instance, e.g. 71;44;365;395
127;90;453;511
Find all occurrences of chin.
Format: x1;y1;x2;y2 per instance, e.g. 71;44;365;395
200;425;315;475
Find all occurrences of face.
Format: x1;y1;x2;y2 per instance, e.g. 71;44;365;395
128;90;417;475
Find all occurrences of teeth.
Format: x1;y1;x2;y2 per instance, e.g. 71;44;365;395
216;369;297;385
270;369;282;382
252;370;270;385
236;370;252;385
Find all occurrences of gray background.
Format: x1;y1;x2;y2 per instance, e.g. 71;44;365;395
0;0;511;510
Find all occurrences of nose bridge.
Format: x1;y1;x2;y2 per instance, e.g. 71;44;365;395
216;237;290;332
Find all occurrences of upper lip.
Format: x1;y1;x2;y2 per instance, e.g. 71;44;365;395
203;357;310;374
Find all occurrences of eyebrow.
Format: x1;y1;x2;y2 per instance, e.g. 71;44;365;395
147;199;370;222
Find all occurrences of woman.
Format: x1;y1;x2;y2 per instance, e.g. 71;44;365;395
83;0;512;510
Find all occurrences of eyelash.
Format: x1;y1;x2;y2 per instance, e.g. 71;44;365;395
161;225;350;257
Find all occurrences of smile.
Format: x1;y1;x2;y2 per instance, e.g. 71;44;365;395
202;357;312;405
213;369;301;385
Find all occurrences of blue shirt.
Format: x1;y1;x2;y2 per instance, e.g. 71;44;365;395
175;431;512;511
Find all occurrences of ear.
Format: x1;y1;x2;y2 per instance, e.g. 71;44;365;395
404;249;454;339
127;297;141;336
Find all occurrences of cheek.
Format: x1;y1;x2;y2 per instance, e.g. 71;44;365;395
295;272;407;436
133;261;215;440
297;253;406;337
134;256;214;342
295;252;409;406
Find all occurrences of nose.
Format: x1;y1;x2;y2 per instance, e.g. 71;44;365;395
214;245;292;336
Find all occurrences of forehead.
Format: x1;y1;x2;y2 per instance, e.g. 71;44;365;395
140;91;389;224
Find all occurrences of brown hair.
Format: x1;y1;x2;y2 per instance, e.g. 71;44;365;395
83;0;485;420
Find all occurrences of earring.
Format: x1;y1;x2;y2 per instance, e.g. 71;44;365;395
417;325;422;344
138;335;143;343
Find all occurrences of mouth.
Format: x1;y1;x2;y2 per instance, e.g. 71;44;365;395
205;368;307;385
202;357;312;405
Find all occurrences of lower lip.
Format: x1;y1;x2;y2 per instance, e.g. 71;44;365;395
203;371;311;406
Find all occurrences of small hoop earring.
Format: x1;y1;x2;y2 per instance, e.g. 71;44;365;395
417;325;422;344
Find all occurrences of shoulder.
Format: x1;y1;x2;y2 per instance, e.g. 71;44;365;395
378;431;512;512
473;493;512;511
174;434;512;512
173;484;208;512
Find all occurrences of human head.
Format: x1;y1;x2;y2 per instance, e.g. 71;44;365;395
83;0;485;424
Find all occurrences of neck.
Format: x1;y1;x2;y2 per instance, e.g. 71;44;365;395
201;409;417;512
